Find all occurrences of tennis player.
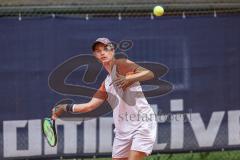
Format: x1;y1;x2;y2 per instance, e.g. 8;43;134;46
52;38;157;160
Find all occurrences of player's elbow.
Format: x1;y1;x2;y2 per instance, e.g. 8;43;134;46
148;70;155;79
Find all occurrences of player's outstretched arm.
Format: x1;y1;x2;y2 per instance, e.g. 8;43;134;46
73;89;107;113
52;82;107;120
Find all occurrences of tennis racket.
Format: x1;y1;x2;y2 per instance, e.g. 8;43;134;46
42;118;57;147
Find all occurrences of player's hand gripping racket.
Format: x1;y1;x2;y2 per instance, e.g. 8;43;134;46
42;118;57;147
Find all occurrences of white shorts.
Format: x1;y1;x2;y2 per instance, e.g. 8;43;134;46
112;121;157;158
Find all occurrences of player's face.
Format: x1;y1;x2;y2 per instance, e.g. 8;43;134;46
93;43;114;64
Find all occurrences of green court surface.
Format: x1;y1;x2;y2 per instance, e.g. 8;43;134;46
65;150;240;160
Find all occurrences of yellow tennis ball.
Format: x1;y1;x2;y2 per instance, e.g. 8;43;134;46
153;6;164;16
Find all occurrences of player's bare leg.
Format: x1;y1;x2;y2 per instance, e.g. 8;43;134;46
128;150;147;160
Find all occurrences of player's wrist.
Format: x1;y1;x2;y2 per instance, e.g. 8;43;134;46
126;75;136;84
63;104;74;113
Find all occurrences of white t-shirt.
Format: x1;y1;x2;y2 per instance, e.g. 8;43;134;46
104;64;155;136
